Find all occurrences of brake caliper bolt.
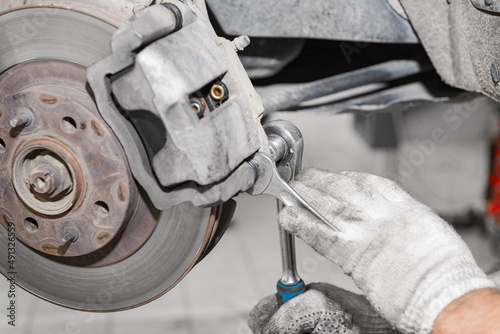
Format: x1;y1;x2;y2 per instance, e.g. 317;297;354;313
231;35;251;53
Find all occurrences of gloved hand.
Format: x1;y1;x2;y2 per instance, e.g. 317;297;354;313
249;283;398;334
278;169;493;334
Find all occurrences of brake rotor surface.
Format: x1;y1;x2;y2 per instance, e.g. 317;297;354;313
0;2;220;311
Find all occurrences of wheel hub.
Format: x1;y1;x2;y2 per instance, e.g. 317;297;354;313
0;60;138;257
0;2;222;312
25;151;73;199
14;143;81;215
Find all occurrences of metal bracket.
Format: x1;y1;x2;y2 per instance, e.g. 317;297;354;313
87;2;267;210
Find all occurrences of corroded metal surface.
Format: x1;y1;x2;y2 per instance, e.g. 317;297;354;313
0;60;139;257
0;3;222;311
88;2;266;210
207;0;418;43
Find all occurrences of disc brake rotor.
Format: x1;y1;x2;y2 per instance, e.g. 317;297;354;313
0;3;220;311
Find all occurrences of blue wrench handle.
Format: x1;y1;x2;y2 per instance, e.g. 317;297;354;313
276;279;306;306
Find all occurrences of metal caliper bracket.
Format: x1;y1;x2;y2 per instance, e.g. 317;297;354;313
87;1;268;210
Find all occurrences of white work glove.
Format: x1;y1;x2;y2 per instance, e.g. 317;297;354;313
279;169;493;334
249;283;398;334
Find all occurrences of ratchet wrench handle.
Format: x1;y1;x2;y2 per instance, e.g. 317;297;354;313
277;279;306;306
248;120;314;305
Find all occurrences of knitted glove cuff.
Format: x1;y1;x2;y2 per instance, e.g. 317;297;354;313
398;256;494;334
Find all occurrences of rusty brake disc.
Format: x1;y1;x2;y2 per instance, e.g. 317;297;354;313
0;2;221;311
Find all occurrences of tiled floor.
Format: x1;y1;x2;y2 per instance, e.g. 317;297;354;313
0;193;360;334
1;112;499;334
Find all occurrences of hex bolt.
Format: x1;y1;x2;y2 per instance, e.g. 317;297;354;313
492;63;500;84
62;227;79;243
268;134;288;163
57;227;79;255
10;108;33;128
28;154;73;199
30;168;57;195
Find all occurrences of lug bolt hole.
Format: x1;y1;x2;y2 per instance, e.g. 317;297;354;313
61;117;77;134
94;201;109;215
24;218;39;233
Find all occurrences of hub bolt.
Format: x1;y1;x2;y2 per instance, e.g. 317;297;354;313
30;168;57;195
62;227;79;243
10;108;33;128
28;154;73;199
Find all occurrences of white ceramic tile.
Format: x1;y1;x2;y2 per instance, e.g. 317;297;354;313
112;317;192;334
191;313;252;334
30;306;113;334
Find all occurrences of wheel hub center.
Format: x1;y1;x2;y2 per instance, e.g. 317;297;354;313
13;142;81;216
0;60;138;257
28;153;73;198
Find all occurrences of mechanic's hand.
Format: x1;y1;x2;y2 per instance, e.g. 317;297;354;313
280;169;493;334
249;283;398;334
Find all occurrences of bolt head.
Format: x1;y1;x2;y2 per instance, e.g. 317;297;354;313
27;154;73;199
62;227;79;243
10;108;32;128
232;35;251;52
29;169;56;195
